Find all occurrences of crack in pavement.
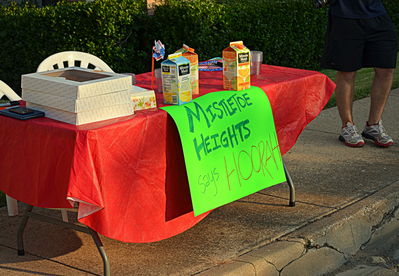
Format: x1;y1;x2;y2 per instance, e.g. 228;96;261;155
361;204;399;250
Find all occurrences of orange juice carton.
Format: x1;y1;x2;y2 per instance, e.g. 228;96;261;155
161;53;192;105
223;41;250;90
175;44;199;95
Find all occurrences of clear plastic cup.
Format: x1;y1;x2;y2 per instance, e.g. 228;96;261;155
250;51;263;76
155;68;163;93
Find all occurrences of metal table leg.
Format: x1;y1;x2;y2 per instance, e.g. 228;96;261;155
89;228;110;276
17;204;33;256
283;160;296;207
16;204;110;276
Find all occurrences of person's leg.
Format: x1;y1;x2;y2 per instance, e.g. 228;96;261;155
335;71;357;127
368;68;394;125
361;67;395;147
360;14;397;146
336;70;365;147
322;16;365;147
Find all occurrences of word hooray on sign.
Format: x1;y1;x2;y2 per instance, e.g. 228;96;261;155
161;86;286;216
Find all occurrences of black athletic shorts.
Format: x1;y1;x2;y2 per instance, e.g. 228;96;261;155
322;14;398;72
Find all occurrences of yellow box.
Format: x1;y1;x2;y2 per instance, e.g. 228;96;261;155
223;41;250;91
129;85;157;111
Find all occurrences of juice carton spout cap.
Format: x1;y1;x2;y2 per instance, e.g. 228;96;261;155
229;41;244;48
168;53;182;59
183;44;195;53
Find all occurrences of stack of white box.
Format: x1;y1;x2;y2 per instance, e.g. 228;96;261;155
21;68;134;125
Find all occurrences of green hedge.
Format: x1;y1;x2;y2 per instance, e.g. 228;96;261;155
0;0;148;92
153;0;398;70
0;0;398;93
152;0;329;70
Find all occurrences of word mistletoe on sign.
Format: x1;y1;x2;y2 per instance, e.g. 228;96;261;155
161;86;286;216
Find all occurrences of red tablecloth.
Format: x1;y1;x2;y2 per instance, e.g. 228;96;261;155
0;65;335;243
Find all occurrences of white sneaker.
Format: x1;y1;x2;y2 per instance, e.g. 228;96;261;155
362;120;394;147
339;122;365;147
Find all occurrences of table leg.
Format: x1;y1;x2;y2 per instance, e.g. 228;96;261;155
15;204;110;276
283;160;295;207
17;204;33;256
88;228;110;276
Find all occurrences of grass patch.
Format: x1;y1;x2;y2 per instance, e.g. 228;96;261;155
321;54;399;108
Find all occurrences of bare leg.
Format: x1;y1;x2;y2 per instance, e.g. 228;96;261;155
335;71;357;127
368;68;394;125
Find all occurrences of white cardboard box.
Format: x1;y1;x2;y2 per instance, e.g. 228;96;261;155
27;102;134;125
21;68;135;125
22;67;132;99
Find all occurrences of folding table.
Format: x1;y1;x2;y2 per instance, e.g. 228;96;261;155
0;65;335;275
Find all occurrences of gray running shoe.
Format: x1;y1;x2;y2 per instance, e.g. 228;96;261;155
362;120;394;147
339;122;365;147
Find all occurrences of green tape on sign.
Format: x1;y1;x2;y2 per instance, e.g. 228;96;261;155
161;86;286;216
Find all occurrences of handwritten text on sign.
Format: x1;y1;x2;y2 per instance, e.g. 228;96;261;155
161;86;286;216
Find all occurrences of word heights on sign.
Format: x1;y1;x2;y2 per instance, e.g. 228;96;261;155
193;119;251;161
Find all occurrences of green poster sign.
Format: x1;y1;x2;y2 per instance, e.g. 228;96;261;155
161;86;286;216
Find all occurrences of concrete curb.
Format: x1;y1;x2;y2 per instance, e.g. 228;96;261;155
196;180;399;276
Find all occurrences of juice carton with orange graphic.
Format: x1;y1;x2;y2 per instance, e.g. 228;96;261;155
175;44;199;95
161;53;192;105
223;41;250;91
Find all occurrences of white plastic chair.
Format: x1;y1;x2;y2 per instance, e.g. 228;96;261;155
0;80;22;216
36;51;113;222
37;51;114;72
0;80;22;101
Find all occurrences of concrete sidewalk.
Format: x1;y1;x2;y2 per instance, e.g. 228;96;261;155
0;89;398;276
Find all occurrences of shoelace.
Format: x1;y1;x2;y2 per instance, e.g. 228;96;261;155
377;124;389;138
346;125;359;136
